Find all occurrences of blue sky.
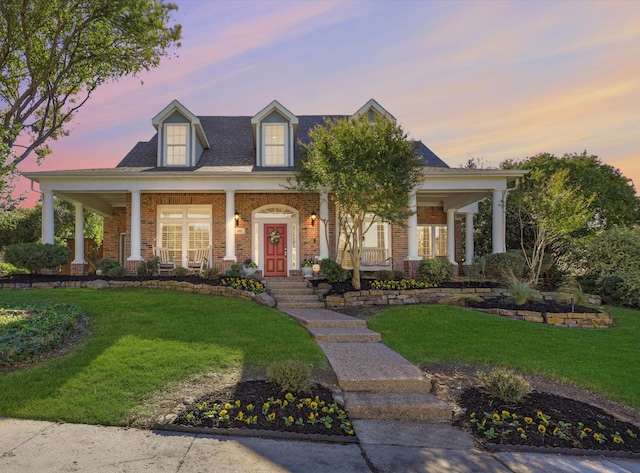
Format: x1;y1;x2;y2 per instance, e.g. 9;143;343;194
17;0;640;202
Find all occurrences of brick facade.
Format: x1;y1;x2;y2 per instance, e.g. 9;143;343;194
102;191;464;272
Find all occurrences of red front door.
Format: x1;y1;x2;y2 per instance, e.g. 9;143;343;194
264;224;287;276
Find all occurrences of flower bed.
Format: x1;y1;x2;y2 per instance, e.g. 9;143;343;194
457;387;640;454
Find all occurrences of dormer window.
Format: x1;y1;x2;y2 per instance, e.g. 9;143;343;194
165;124;188;166
152;100;210;168
264;124;286;166
251;100;298;168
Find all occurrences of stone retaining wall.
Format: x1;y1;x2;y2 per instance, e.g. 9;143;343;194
0;279;275;307
324;287;610;329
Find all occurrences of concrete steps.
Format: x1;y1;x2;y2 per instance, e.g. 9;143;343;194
280;305;453;423
265;278;326;310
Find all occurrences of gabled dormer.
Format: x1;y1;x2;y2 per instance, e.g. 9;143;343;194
353;99;396;123
251;100;298;167
152;100;210;167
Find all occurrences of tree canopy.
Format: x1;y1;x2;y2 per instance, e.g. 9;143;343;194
0;0;181;207
473;152;639;282
293;114;425;289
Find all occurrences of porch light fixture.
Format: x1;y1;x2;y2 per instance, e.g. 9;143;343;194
310;211;317;226
234;210;240;227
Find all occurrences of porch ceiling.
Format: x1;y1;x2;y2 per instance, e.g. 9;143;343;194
54;191;127;216
416;190;490;210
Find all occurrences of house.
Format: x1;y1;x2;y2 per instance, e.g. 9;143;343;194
24;99;526;277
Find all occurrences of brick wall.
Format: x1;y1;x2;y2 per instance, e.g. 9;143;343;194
102;192;465;269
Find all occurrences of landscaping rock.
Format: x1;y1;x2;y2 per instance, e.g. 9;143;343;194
253;292;276;308
82;279;110;290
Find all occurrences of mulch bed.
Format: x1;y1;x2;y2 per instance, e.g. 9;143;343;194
173;380;355;438
468;297;596;314
456;387;640;453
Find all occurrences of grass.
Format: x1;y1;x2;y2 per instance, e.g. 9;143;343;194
368;305;640;410
0;289;327;425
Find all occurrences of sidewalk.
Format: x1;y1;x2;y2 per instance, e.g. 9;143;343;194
2;417;640;472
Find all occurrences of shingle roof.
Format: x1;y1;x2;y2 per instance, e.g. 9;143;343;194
117;115;449;169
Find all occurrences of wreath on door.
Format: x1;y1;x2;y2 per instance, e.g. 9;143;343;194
269;229;281;245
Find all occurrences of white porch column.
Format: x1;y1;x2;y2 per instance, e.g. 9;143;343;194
319;191;329;259
42;191;55;244
224;190;237;261
72;203;85;264
464;212;474;265
406;191;419;260
492;189;506;253
446;208;456;264
128;190;142;261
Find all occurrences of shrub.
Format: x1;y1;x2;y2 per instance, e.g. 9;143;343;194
320;258;348;283
370;278;434;290
226;263;242;278
220;277;265;294
484;251;525;283
4;243;71;274
418;258;453;285
375;270;395;281
554;277;589;306
0;262;28;276
96;258;121;274
463;256;486;281
172;266;189;277
581;226;640;308
266;360;312;393
105;265;126;277
439;293;484;307
201;267;219;280
506;278;541;305
477;367;532;405
137;256;160;276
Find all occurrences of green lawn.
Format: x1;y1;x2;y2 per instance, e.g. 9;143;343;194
0;289;328;425
368;305;640;410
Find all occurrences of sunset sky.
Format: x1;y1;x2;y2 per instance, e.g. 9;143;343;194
16;0;640;205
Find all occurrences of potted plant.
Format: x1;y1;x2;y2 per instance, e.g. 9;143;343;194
301;258;315;278
242;258;258;277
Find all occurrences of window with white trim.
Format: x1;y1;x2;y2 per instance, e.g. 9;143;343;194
165;124;188;166
418;225;447;258
157;205;211;266
263;124;286;166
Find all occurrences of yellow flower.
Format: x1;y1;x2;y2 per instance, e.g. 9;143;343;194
538;424;546;434
287;416;294;423
224;403;233;410
235;411;244;421
520;433;527;439
501;410;510;417
267;412;276;422
220;409;228;416
613;435;623;444
246;403;254;411
524;417;533;424
308;412;315;420
492;413;501;421
593;432;602;442
285;393;295;402
235;400;241;408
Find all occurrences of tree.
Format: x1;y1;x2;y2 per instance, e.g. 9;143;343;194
473;153;639;277
0;0;182;206
513;168;594;285
293;114;424;290
0;197;103;250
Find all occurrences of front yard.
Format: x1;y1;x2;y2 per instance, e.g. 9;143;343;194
0;288;328;425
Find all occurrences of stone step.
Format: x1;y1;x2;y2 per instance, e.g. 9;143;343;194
276;301;327;310
268;288;316;296
273;295;321;304
308;327;382;343
344;391;452;422
264;279;309;289
319;342;432;393
282;309;368;329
